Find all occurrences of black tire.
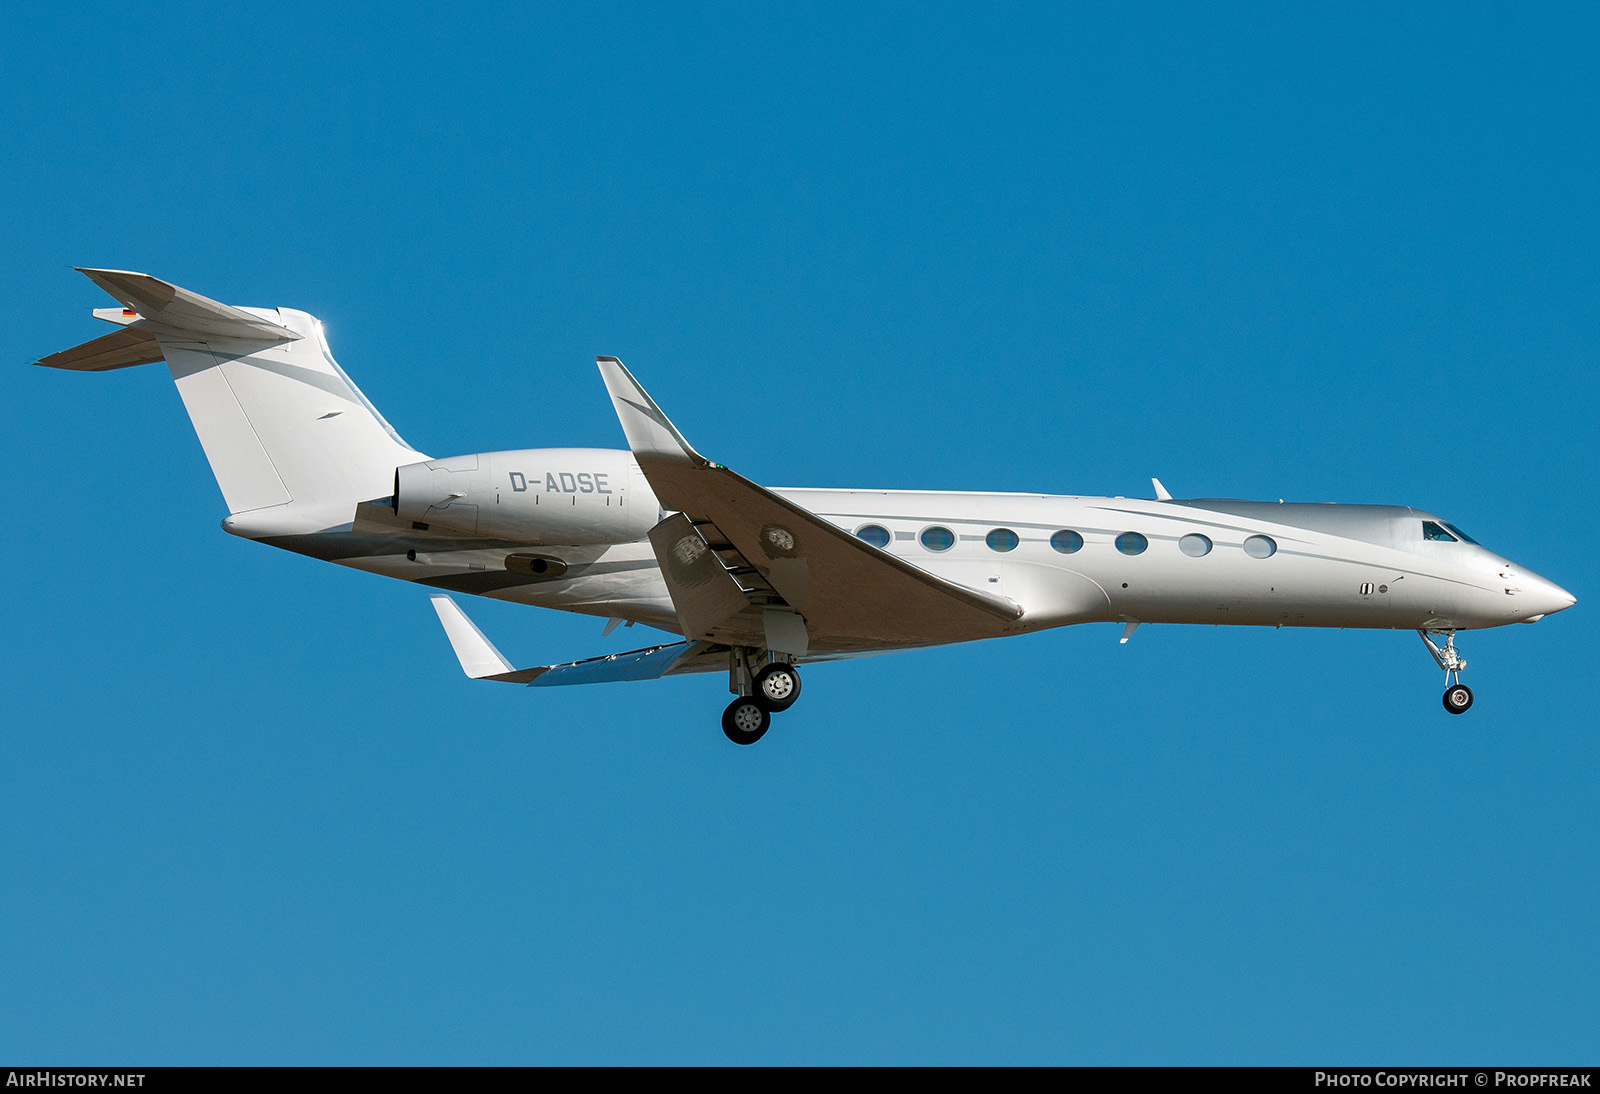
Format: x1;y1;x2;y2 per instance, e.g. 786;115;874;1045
1443;684;1474;714
752;662;802;712
722;697;771;744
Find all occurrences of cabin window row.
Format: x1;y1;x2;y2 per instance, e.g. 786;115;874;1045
853;524;1278;558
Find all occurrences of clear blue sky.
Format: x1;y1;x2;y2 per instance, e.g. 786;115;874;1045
3;2;1596;1064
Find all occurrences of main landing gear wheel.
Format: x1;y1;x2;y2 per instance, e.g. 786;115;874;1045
1443;684;1474;715
752;662;802;712
722;697;771;745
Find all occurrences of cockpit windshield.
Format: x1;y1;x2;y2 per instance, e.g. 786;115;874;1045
1422;520;1481;545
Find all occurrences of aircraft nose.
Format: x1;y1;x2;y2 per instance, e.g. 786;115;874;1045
1517;572;1576;621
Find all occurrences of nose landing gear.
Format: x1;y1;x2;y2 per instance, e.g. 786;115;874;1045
1419;630;1473;714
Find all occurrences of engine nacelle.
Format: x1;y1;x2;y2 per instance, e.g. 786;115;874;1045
393;448;659;545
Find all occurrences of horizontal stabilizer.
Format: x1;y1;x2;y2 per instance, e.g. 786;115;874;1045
34;325;163;371
75;268;300;342
428;594;724;686
41;267;424;515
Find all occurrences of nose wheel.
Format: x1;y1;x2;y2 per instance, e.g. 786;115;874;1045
1419;630;1473;715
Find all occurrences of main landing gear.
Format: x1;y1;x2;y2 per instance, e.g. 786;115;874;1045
1419;630;1473;714
721;650;803;744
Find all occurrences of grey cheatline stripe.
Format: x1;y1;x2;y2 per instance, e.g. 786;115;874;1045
819;509;1181;534
1268;556;1491;593
834;516;1132;537
1089;506;1289;538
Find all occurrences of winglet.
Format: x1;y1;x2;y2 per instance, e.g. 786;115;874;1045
595;356;709;465
429;593;518;679
1152;478;1172;501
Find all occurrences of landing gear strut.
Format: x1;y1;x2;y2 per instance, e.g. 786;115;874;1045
722;648;803;744
1419;630;1473;714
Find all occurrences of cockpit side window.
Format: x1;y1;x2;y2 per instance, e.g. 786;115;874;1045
1442;522;1480;545
1422;520;1458;542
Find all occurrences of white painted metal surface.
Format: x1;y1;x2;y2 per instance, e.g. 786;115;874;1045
37;270;1576;736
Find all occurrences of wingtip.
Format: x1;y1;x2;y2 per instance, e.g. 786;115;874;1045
595;357;706;466
429;592;518;679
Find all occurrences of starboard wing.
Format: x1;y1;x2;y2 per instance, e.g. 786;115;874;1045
595;357;1023;652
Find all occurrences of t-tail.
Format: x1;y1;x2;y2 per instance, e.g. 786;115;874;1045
35;269;425;534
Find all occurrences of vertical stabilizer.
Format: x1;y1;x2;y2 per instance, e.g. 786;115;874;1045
37;270;426;517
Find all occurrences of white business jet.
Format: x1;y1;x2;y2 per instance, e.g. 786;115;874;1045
38;270;1575;743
